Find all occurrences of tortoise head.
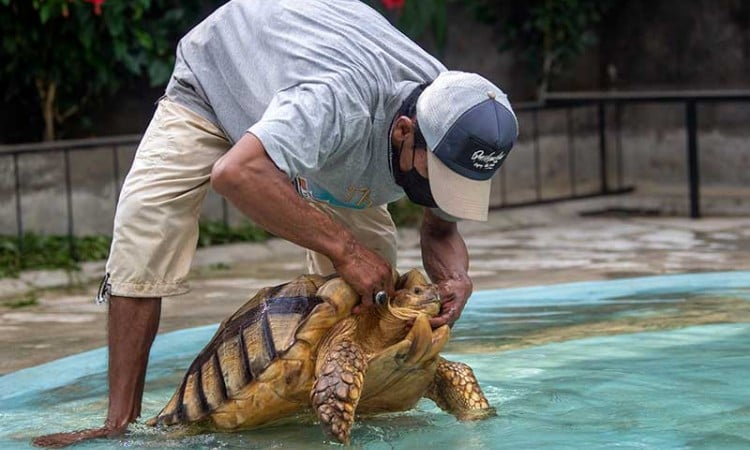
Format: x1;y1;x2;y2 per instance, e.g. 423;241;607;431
387;269;441;318
390;283;441;317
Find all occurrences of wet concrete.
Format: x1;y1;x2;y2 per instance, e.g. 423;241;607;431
1;196;749;374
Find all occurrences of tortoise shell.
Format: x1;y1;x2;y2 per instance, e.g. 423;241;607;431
154;273;337;427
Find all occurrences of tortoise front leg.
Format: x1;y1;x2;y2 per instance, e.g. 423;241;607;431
311;339;367;444
425;357;496;421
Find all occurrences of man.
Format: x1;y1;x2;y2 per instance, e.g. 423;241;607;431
33;0;517;447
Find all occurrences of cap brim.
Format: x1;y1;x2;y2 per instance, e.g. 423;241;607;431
427;150;490;221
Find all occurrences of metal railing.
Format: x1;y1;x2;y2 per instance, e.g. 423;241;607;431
543;89;750;218
492;100;633;210
2;89;748;256
0;135;141;256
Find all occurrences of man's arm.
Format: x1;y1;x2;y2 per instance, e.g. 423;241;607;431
211;132;395;304
420;208;473;328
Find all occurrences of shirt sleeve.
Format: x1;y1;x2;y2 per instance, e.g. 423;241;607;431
248;83;345;179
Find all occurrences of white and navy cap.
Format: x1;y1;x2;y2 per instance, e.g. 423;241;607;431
418;71;518;221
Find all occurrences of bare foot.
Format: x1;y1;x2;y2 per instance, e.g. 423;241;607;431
32;426;123;448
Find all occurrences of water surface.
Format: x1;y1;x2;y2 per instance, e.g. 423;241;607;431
1;272;749;449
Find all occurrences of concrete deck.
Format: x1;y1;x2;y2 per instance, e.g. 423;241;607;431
2;196;749;375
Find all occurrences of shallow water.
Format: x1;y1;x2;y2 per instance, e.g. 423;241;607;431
1;272;749;449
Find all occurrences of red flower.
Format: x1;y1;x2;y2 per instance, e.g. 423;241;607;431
381;0;405;11
84;0;105;15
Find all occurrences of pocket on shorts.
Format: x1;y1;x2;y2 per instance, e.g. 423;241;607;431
134;101;173;166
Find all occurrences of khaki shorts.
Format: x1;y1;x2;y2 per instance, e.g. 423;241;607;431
305;202;398;275
106;97;398;298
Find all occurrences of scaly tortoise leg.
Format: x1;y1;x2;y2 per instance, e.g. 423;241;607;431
425;357;496;421
310;339;366;444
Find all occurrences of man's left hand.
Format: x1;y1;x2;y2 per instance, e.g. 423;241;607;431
429;276;472;328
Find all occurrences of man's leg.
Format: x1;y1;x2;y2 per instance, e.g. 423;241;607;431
33;98;230;448
32;297;161;448
107;296;161;429
104;98;230;422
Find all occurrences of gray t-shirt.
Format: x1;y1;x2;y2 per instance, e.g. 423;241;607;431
166;0;446;208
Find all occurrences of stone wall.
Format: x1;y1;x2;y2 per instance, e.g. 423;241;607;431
2;1;749;235
2;100;748;236
440;0;750;99
492;103;750;215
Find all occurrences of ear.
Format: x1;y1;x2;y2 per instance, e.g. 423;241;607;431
392;115;415;142
396;268;430;290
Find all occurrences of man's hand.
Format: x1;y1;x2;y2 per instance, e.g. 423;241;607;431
212;133;397;311
33;422;126;448
332;239;395;313
420;208;473;328
430;276;472;328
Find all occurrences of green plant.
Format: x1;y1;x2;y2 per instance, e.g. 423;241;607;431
0;233;112;277
0;207;428;278
388;198;424;227
2;292;39;309
0;0;211;140
365;0;448;53
0;238;21;278
208;262;231;271
197;221;271;247
467;0;617;98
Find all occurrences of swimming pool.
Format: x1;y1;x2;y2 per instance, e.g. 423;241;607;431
1;272;748;449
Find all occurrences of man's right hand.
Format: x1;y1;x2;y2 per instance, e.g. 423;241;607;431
331;239;395;313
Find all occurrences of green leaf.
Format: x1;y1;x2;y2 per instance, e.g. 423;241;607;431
0;0;319;139
39;2;54;24
134;29;153;50
107;13;125;37
432;0;447;53
147;59;172;86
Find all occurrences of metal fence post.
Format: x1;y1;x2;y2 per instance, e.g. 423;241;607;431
598;101;609;194
685;100;700;218
63;148;77;259
13;153;23;252
533;109;542;201
566;108;576;196
615;104;624;190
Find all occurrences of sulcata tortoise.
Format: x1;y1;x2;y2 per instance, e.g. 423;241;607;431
148;269;495;444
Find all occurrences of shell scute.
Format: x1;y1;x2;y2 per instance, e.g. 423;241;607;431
216;338;249;397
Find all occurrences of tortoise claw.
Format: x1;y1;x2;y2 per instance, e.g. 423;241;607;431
422;323;450;363
404;314;434;365
403;314;450;365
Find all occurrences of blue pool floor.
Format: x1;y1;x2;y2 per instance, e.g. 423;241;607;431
1;272;749;449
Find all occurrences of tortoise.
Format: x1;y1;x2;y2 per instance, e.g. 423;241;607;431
148;269;495;444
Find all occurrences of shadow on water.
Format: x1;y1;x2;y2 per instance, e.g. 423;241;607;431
1;272;749;449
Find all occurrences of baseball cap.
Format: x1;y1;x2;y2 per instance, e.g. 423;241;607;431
417;71;518;221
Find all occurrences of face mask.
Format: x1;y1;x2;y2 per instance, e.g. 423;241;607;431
391;138;438;208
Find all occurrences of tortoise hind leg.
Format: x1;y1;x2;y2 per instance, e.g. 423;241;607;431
425;357;496;421
310;339;367;444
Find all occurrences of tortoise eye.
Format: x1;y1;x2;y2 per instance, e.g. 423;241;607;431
413;287;423;295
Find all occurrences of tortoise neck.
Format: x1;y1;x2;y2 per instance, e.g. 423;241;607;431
357;307;410;349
